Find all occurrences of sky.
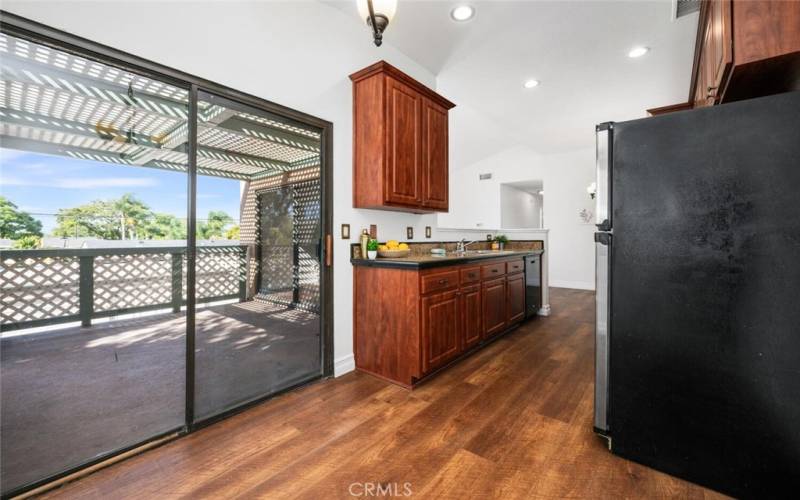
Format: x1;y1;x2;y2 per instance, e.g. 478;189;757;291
0;148;242;235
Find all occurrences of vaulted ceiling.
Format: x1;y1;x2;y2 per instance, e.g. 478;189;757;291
329;0;698;163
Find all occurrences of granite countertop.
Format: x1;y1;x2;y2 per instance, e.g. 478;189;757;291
351;249;543;269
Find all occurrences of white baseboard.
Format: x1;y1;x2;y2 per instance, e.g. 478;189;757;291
333;353;355;377
549;280;595;291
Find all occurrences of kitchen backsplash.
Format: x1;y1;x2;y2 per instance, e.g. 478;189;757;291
350;240;544;259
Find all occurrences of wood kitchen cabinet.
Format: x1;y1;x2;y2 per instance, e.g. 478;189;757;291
350;61;455;213
506;273;526;324
353;255;528;388
649;0;800;115
482;277;507;339
461;284;482;350
693;0;733;107
421;290;460;373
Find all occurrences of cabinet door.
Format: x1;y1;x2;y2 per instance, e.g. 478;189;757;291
421;98;449;210
705;0;732;102
460;284;482;350
385;77;423;206
482;277;507;339
693;47;711;108
506;273;526;325
421;290;460;374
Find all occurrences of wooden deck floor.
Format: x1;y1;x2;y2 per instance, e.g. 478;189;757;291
35;289;725;499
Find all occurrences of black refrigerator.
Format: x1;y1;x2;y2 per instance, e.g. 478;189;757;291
593;91;800;498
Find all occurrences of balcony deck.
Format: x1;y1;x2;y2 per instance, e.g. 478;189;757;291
0;300;320;492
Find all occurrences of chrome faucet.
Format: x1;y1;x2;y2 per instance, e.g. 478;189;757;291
456;239;478;253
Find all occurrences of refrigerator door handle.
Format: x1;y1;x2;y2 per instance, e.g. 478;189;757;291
594;233;611;435
596;123;613;231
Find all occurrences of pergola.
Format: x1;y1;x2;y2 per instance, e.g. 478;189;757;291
0;32;321;181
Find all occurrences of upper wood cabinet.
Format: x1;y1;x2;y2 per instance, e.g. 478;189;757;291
350;61;455;213
690;0;800;107
650;0;800;115
693;0;733;107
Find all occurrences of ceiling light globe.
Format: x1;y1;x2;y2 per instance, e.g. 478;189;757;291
628;46;650;58
523;79;540;89
451;5;475;22
357;0;398;24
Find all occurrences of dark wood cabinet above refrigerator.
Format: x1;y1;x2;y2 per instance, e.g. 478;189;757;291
648;0;800;116
350;61;455;213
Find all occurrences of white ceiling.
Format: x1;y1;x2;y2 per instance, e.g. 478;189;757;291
327;0;698;161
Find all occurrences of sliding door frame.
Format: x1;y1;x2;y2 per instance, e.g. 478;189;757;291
0;11;334;499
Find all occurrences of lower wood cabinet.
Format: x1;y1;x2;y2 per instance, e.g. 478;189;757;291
421;290;460;373
482;277;507;339
354;256;529;388
506;273;526;324
461;284;482;350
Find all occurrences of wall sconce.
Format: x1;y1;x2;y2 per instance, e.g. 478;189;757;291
357;0;397;47
587;182;597;200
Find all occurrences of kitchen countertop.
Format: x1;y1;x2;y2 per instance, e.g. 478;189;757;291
350;249;543;269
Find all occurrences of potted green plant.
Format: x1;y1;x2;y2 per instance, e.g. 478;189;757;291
367;239;379;260
493;234;508;250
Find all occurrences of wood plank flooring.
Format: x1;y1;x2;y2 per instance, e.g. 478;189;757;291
35;288;726;499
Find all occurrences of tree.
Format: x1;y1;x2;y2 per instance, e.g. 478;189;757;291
198;211;233;240
225;225;240;240
0;196;43;239
13;235;41;249
53;200;120;239
143;213;186;240
114;194;152;240
53;194;156;240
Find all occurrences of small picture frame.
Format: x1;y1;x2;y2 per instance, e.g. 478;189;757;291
369;224;377;239
406;227;414;240
341;224;350;239
425;226;432;238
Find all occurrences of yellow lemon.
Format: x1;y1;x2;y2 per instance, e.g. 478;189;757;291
387;240;399;249
379;245;388;251
398;243;409;250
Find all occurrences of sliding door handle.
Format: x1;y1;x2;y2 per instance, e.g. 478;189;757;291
325;234;333;267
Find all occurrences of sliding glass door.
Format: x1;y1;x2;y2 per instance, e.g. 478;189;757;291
192;91;323;422
0;18;330;497
0;31;189;492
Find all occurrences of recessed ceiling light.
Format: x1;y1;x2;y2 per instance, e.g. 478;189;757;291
628;46;650;58
523;79;540;89
451;5;475;22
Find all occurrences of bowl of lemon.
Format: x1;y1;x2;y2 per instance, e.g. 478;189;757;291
377;240;411;258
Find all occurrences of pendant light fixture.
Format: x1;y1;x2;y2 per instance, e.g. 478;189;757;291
357;0;397;47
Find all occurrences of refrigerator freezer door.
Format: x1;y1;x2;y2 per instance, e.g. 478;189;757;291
595;123;613;231
594;232;611;434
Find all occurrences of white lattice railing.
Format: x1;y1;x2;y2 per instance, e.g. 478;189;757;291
0;245;248;332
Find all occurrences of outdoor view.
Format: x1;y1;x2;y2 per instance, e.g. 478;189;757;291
0;31;323;495
1;150;241;249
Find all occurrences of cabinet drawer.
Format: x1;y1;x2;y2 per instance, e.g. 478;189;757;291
421;270;459;294
460;266;481;285
481;262;506;279
507;259;524;274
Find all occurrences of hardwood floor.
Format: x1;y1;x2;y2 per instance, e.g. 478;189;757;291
35;288;726;499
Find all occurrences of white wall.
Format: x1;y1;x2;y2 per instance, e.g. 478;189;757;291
2;0;443;376
500;184;541;229
439;145;596;290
